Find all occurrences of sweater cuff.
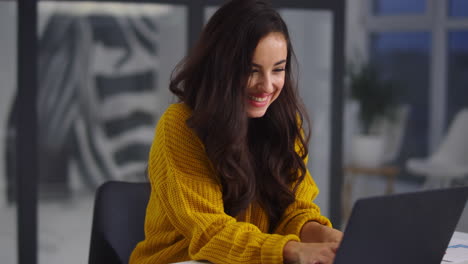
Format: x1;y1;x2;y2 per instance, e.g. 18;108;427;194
283;213;332;238
260;234;299;264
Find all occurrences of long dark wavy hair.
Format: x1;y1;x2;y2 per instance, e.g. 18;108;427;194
170;0;311;233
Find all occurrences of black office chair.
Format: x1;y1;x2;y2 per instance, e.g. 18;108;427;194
88;181;150;264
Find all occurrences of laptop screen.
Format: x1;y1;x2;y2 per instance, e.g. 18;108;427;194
334;187;468;264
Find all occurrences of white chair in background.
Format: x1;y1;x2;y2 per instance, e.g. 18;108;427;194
406;108;468;189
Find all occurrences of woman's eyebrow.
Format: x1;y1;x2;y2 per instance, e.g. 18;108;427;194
274;59;287;66
252;59;287;68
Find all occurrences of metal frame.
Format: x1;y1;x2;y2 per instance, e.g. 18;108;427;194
17;1;38;264
15;1;345;263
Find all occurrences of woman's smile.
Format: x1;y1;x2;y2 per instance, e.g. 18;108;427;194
247;93;271;107
246;32;287;118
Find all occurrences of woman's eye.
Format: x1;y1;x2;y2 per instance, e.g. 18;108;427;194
274;68;285;72
251;69;259;74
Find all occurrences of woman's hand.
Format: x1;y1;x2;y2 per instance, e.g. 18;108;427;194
283;240;338;264
300;221;343;244
320;226;343;244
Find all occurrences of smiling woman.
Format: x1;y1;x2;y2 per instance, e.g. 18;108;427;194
246;32;287;118
130;1;342;264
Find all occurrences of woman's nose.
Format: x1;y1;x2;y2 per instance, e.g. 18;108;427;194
260;74;274;93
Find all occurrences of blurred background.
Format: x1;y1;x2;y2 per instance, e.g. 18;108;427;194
0;0;467;263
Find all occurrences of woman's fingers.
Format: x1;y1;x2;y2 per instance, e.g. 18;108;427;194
299;242;338;264
283;241;340;264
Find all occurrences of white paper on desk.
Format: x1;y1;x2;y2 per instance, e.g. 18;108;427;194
443;238;468;263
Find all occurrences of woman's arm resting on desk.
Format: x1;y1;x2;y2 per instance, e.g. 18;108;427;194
283;240;339;264
300;221;343;243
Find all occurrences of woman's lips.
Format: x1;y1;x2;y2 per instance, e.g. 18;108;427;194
247;94;270;107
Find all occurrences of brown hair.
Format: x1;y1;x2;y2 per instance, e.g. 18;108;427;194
170;0;310;233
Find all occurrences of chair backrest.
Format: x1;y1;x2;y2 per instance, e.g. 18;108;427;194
88;181;150;264
432;108;468;165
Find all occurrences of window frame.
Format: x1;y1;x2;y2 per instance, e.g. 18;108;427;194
362;0;468;151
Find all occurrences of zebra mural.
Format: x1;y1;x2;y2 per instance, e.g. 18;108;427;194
5;4;172;201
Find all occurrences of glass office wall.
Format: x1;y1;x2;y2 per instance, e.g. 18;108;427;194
448;0;468;17
348;0;468;231
373;0;426;15
0;1;18;263
447;31;468;127
32;2;186;263
447;31;468;233
279;9;334;216
370;32;432;178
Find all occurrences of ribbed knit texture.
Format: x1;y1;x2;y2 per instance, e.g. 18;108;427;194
129;103;331;264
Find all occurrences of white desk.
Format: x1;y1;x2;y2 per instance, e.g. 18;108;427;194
444;231;468;264
173;232;468;264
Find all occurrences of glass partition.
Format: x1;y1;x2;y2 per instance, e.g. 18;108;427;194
35;2;187;263
447;31;468;233
448;0;468;17
373;0;426;16
447;31;468;127
370;32;431;179
0;1;18;263
278;9;334;216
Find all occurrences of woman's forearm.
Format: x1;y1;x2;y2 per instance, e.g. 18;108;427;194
300;221;343;243
283;241;300;264
300;221;324;242
283;240;339;264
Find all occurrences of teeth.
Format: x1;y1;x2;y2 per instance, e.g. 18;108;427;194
248;95;268;102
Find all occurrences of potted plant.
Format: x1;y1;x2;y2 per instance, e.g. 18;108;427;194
347;63;399;167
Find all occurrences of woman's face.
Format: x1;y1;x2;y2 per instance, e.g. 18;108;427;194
246;32;287;118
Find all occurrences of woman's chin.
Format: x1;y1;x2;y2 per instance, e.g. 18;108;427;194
247;108;268;118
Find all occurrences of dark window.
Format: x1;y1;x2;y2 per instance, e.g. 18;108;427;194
373;0;426;15
370;32;431;179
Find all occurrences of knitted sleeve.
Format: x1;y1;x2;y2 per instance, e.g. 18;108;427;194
150;104;299;264
274;155;332;238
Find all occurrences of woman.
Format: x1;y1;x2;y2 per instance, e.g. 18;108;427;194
130;0;342;263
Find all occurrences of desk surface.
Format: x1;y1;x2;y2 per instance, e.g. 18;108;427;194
454;231;468;240
445;231;468;264
173;231;468;264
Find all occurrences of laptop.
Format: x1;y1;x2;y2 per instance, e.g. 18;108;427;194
334;186;468;264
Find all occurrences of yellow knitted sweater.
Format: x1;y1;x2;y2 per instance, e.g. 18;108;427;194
129;103;331;264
